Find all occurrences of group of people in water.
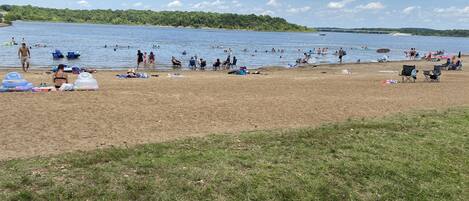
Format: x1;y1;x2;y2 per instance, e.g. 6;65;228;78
405;48;420;60
296;47;347;64
167;54;238;71
136;50;156;69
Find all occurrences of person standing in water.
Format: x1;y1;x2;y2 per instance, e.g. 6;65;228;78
18;43;31;72
143;52;148;68
149;52;156;68
338;48;345;64
137;50;143;70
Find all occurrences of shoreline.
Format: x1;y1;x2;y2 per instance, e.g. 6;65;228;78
0;23;10;28
0;56;464;72
11;20;315;34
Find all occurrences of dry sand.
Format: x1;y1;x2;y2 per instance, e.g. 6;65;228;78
0;57;467;160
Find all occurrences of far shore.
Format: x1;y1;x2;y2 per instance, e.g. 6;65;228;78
10;20;315;33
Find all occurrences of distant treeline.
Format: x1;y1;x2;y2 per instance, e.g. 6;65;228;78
0;5;314;32
317;27;469;37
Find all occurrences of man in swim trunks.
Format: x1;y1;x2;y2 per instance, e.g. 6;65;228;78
18;43;31;72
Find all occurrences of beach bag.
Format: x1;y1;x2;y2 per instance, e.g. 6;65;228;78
72;66;81;74
59;83;74;91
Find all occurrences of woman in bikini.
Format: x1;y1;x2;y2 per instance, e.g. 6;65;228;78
53;64;69;89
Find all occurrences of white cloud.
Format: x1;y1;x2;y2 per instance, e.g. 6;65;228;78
193;0;224;9
402;6;420;14
327;0;354;9
232;0;242;7
76;0;90;7
133;2;143;7
433;6;469;21
261;10;275;16
287;6;311;14
356;2;384;10
167;0;183;8
267;0;280;7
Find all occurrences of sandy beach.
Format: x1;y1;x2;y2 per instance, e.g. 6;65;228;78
0;57;467;160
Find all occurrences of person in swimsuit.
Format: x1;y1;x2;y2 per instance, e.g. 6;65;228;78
143;52;148;67
137;50;143;69
149;52;155;68
53;64;69;89
18;43;31;72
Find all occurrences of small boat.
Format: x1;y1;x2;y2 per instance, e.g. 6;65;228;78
319;33;326;36
377;48;391;53
52;50;64;59
66;51;81;59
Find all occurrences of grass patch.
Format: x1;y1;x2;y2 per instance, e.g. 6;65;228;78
0;108;468;200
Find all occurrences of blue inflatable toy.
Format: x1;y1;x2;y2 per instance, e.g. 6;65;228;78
52;50;64;59
67;51;81;59
1;72;33;91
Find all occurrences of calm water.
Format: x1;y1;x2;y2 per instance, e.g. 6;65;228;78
1;21;468;70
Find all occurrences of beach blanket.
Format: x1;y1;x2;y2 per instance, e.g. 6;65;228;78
116;73;149;79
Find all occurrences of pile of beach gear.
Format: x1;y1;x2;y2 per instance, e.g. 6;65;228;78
228;66;248;75
116;69;149;79
52;65;96;74
0;70;99;93
0;72;34;92
50;72;99;91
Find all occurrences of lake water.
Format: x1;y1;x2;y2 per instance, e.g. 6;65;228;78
1;21;468;70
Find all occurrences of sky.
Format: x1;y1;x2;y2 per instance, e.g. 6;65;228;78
3;0;469;29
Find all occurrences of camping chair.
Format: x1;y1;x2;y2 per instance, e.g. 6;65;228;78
172;61;182;68
424;66;441;82
456;62;463;71
400;65;416;83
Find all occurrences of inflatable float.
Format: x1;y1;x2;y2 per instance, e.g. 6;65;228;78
74;72;98;91
66;51;81;59
0;72;34;92
52;50;64;59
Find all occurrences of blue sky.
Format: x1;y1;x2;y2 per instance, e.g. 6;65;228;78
4;0;469;29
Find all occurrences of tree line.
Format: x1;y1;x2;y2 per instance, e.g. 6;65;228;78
0;5;314;32
317;27;469;38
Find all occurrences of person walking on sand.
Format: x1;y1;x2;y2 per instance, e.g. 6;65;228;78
18;43;31;72
137;50;143;70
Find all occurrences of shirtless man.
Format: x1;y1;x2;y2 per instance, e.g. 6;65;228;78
18;43;31;72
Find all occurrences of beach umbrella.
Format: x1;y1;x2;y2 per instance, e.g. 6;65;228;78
377;48;390;54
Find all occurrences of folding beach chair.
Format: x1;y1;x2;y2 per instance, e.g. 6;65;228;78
400;65;416;83
424;65;441;82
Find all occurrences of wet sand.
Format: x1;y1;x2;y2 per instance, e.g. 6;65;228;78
0;57;467;160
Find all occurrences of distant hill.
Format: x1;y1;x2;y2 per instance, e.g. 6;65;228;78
316;27;469;38
0;5;314;32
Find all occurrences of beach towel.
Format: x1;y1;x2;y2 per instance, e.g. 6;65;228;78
116;73;149;79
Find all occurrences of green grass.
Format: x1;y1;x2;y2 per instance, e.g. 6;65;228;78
1;109;468;201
